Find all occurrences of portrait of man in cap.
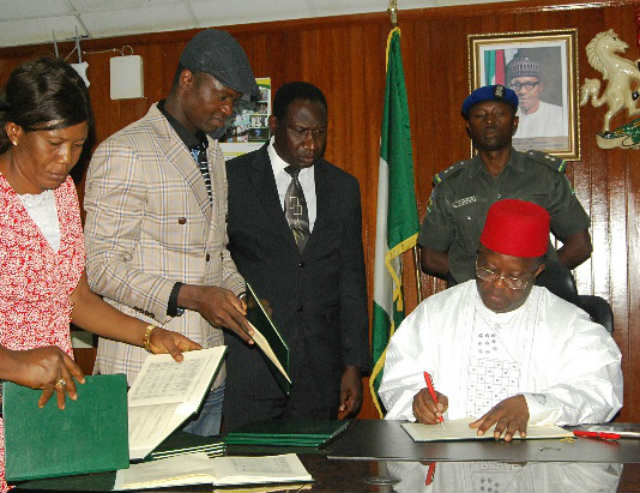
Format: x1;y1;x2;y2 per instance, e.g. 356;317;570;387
84;29;259;436
507;53;567;139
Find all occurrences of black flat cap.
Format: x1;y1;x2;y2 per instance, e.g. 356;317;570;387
180;29;258;101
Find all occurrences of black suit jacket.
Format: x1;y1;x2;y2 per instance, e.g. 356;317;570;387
225;144;369;419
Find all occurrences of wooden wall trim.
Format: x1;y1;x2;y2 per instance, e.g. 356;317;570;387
1;0;638;59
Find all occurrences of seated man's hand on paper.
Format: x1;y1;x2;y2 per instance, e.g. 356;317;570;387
4;345;85;410
338;365;362;419
412;388;448;424
178;285;254;345
148;327;203;362
469;394;529;442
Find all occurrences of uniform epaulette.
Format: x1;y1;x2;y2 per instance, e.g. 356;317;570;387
433;160;469;185
525;149;568;173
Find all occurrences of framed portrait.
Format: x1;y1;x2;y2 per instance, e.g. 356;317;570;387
468;29;580;160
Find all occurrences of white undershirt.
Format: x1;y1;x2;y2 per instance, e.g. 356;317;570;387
18;189;61;252
267;137;317;232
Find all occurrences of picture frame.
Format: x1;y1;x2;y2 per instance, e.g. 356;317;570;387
467;29;580;161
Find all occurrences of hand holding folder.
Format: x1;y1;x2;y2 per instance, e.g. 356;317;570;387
245;282;292;395
5;345;85;409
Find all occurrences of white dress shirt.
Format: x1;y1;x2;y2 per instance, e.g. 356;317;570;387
267;137;317;232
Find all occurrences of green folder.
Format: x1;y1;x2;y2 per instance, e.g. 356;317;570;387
246;282;291;395
224;419;352;448
3;374;129;482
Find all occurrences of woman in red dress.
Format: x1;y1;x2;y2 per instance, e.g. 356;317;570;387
0;58;201;491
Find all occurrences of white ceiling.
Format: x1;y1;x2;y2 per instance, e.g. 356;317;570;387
0;0;510;48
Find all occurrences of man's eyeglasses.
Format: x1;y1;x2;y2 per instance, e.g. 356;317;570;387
509;81;540;91
475;259;535;290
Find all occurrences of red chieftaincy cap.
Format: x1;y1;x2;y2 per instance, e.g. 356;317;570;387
480;199;550;258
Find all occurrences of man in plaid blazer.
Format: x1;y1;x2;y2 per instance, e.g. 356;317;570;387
83;30;257;436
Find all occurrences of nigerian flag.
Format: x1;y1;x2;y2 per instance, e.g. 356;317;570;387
369;27;419;417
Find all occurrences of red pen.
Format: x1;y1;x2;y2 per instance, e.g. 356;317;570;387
573;430;621;440
425;462;436;486
423;371;444;426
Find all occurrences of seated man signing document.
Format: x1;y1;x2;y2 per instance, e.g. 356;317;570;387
379;199;622;441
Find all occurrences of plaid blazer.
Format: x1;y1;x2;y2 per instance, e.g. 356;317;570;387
84;103;245;386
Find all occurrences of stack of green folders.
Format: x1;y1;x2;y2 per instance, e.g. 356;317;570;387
147;431;225;461
224;419;352;448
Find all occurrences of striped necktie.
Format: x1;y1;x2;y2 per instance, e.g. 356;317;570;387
190;140;212;203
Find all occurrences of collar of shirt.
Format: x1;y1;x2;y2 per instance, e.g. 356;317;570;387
472;282;539;365
267;137;317;231
267;136;314;180
468;147;524;180
473;280;539;330
157;100;208;151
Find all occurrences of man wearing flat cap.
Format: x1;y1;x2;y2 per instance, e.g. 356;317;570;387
381;199;622;441
84;29;258;435
507;56;566;138
419;84;592;292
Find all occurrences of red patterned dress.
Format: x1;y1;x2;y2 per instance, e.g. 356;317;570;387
0;174;85;491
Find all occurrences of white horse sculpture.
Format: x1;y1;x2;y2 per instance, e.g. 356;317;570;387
580;29;640;133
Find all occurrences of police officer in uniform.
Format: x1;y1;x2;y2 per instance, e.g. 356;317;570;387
419;84;591;291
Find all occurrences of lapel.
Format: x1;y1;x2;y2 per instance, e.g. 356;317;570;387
303;160;330;257
248;145;299;253
148;104;211;222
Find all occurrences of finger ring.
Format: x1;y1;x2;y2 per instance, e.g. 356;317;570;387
56;378;66;389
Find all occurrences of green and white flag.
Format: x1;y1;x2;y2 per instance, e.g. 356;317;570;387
369;27;420;417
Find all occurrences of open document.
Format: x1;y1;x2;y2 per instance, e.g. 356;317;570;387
128;346;226;460
402;418;572;442
245;282;292;394
113;452;312;490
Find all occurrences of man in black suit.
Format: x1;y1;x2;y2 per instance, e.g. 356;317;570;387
224;82;369;430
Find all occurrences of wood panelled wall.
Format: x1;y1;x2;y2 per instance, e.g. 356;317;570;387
1;0;638;420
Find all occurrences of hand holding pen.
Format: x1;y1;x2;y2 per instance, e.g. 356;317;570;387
411;371;448;425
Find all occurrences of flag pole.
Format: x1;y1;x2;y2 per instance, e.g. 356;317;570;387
369;25;420;418
388;0;423;309
413;246;423;303
388;0;398;26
